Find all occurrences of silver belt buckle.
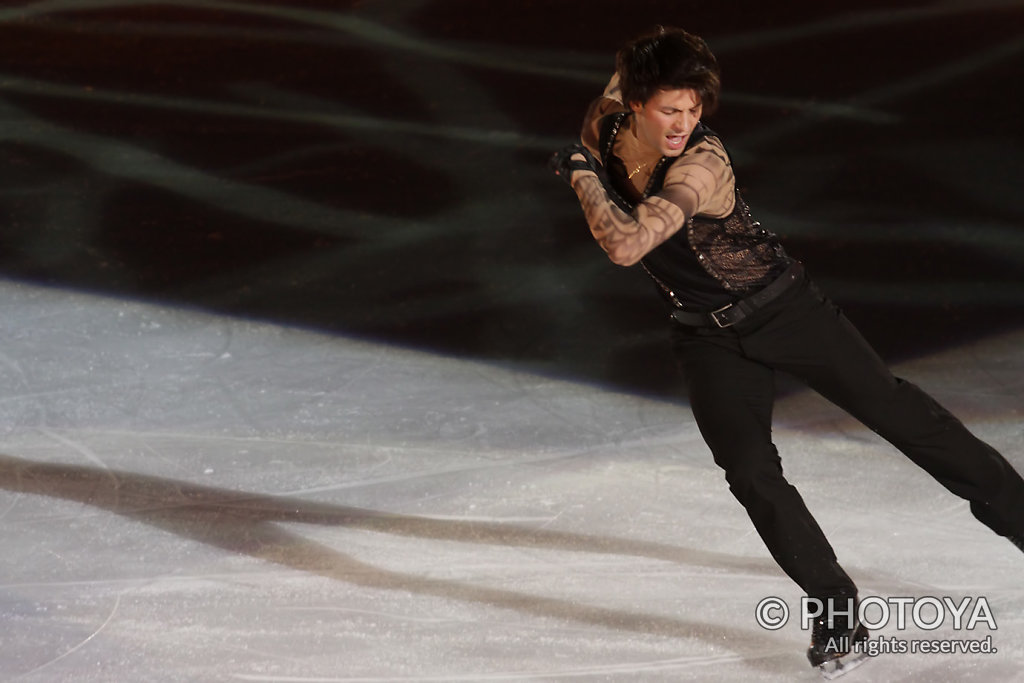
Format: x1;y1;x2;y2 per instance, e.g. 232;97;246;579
709;303;736;328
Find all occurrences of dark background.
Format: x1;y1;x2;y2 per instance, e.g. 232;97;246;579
0;0;1021;399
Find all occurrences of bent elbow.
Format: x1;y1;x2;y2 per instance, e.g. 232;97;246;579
606;247;642;267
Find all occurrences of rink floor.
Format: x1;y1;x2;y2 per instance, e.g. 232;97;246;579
2;282;1023;682
1;1;1023;681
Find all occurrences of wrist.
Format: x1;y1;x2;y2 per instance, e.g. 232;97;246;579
569;168;598;186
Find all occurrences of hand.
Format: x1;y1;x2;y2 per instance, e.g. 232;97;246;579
548;143;598;186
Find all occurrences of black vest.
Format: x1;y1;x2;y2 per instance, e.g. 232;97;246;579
598;112;791;311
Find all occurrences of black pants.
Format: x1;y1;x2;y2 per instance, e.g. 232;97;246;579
671;271;1024;598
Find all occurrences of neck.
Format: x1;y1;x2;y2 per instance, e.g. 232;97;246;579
626;115;664;162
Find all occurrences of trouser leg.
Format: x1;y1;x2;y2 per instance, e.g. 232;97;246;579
743;279;1024;538
673;329;857;598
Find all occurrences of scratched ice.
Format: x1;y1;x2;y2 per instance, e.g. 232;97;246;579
0;278;1021;683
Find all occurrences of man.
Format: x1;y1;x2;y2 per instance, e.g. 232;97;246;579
549;26;1024;678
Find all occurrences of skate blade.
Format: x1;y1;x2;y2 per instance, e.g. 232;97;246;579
817;650;869;680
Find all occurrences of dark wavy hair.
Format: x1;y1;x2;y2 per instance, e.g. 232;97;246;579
616;27;721;114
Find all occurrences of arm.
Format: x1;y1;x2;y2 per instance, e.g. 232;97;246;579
581;73;626;155
554;141;730;266
570;172;688;266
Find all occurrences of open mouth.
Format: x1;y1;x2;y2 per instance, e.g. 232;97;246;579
666;134;686;150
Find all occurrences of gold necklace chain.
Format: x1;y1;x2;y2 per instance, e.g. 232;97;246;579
627;160;649;180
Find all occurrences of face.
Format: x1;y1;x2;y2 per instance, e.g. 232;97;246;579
630;88;703;157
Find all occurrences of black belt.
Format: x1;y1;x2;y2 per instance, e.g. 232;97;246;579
670;262;804;328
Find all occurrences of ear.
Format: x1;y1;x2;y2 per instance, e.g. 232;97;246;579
629;100;644;114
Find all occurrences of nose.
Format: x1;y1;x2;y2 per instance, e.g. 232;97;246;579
674;110;698;133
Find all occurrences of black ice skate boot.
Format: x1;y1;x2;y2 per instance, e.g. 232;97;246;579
807;604;870;680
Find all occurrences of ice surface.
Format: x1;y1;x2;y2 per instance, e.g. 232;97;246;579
1;280;1021;682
